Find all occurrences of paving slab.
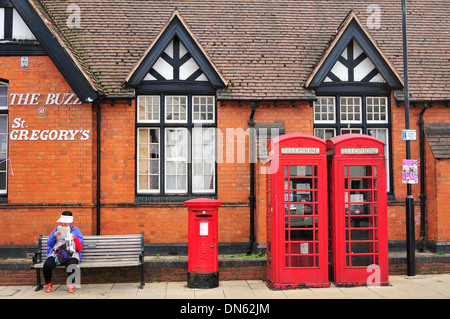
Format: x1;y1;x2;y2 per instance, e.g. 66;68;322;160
338;286;383;299
106;283;140;299
281;288;319;299
310;286;351;299
76;283;113;299
221;280;256;299
136;282;167;299
165;281;195;299
193;286;226;299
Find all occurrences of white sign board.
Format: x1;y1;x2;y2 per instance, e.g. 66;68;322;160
402;129;417;141
200;222;209;236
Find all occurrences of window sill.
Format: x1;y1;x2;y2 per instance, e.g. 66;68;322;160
135;194;217;204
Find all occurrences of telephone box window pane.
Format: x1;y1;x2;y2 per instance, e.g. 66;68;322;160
290;217;313;229
351;242;373;254
349;191;373;202
349;204;371;215
349;165;374;177
289;165;313;176
351;229;373;241
351;255;374;267
349;216;371;228
289;204;313;215
289;191;313;203
346;178;372;189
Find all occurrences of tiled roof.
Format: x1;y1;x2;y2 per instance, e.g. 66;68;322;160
28;0;103;94
34;0;450;101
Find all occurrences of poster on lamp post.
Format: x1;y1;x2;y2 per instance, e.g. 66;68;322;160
402;159;418;184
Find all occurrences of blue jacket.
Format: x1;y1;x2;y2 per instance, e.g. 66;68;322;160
46;226;84;261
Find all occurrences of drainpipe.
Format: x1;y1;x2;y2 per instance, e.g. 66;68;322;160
96;100;101;235
248;101;257;254
417;102;429;252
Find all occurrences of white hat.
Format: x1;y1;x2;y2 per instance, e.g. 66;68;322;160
57;214;73;223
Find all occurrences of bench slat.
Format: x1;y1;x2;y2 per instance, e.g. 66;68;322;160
32;261;140;269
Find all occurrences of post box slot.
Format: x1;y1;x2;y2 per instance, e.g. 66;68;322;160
196;214;212;218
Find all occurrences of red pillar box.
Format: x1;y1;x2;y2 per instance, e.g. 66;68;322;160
184;198;222;288
326;134;389;287
266;134;330;289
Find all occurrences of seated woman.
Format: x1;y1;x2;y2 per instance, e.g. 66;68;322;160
43;211;83;293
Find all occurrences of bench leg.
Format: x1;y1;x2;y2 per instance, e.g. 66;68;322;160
140;265;145;289
35;269;42;292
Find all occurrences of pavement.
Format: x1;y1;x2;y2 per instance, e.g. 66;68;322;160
1;274;450;299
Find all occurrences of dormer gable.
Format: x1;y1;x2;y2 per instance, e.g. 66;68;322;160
125;10;227;93
305;11;403;93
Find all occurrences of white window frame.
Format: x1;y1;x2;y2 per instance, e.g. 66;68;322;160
137;95;160;123
137;94;216;195
165;95;187;123
366;96;388;123
313;97;336;123
313;128;336;140
164;128;188;194
0;114;7;195
368;128;390;192
341;128;362;135
340;96;362;123
137;128;160;194
0;82;7;111
192;127;216;193
192;95;215;124
0;82;8;195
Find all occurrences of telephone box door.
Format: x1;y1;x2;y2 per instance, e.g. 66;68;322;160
266;134;330;289
327;134;389;287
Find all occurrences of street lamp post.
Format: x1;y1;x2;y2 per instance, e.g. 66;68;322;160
402;0;416;276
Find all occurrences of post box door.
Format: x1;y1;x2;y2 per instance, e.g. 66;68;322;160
190;211;218;273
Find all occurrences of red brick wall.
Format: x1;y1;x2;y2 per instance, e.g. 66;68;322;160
389;99;450;245
100;102;135;203
0;56;97;245
2;56;95;204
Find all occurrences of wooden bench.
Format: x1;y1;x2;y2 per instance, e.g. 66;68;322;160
31;234;145;291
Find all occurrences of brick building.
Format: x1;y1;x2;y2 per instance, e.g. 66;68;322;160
0;0;449;262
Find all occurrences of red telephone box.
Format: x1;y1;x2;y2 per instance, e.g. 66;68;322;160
266;134;330;289
327;134;389;287
184;198;222;288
